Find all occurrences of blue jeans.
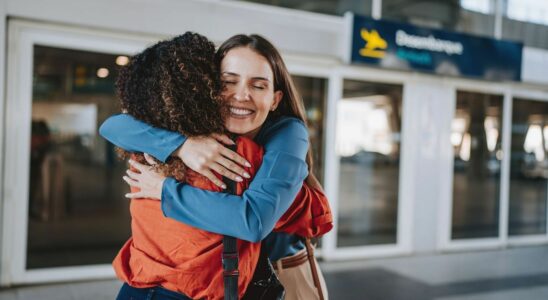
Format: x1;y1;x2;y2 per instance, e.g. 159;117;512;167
116;283;192;300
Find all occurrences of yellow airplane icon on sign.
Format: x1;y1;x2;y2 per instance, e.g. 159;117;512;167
359;29;387;58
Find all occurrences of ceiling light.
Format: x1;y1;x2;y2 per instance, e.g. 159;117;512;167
97;68;109;78
116;56;129;66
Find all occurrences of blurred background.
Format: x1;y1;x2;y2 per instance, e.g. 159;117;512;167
0;0;547;299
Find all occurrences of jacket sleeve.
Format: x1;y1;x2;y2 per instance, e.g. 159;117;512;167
161;118;309;242
99;114;186;163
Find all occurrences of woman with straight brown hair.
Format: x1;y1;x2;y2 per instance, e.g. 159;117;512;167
101;34;331;299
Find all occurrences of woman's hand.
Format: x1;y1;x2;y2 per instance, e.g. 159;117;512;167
174;134;251;189
123;154;166;200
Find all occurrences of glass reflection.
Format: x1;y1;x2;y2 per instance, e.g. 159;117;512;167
509;99;548;236
336;80;402;247
28;45;130;269
293;75;327;184
240;0;372;16
451;91;503;239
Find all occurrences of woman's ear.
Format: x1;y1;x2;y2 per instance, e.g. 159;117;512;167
271;91;283;111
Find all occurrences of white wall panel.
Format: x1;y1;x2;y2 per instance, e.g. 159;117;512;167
5;0;343;58
0;0;7;287
402;79;453;253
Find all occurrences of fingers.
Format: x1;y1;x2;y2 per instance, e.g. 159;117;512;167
123;175;139;187
128;159;146;172
219;147;251;168
210;162;244;182
201;169;226;189
126;169;140;180
211;133;235;145
143;153;157;165
123;174;142;198
216;157;250;179
123;172;141;199
125;192;143;198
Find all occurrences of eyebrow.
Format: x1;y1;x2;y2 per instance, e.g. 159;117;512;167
222;72;271;82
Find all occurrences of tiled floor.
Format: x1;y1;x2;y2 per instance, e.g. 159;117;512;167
1;245;548;300
322;245;548;300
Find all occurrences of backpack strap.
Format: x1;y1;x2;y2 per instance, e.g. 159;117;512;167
222;142;239;300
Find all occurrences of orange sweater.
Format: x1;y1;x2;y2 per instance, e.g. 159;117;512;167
113;136;331;299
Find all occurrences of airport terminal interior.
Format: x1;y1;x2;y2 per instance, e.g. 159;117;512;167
1;0;548;299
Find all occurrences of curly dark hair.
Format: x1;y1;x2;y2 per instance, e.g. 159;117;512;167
116;32;227;181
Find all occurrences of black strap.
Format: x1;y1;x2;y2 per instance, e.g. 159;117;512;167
222;143;239;300
222;139;284;300
223;235;239;300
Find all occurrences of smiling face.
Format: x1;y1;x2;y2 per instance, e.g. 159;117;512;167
220;47;282;139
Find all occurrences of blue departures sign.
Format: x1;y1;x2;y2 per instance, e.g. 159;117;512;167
350;14;523;81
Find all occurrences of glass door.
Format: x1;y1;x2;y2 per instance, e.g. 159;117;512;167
27;46;130;269
2;20;151;284
292;75;328;184
336;79;403;247
451;91;504;240
444;86;548;250
318;69;414;260
508;97;548;239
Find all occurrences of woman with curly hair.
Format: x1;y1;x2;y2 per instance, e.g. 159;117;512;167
114;34;226;179
101;34;332;300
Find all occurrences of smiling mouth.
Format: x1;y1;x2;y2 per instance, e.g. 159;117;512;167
229;106;255;117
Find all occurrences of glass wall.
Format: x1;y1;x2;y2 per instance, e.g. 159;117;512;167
27;45;130;268
293;75;328;183
460;0;492;14
381;0;495;38
461;0;548;49
509;99;548;236
240;0;372;16
451;91;503;239
506;0;548;26
336;80;403;247
239;0;548;49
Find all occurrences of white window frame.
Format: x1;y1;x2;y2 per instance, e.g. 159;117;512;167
438;77;548;252
438;80;509;251
321;65;414;260
284;53;337;259
1;19;155;286
505;87;548;247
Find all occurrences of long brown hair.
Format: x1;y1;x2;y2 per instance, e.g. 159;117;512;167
215;34;318;188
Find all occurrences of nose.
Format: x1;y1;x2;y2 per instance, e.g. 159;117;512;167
233;83;250;102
